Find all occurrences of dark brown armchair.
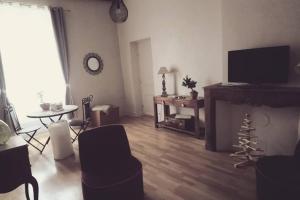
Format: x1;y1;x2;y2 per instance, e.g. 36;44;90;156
78;125;144;200
256;140;300;200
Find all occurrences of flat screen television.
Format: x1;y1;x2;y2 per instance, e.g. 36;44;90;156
228;46;290;84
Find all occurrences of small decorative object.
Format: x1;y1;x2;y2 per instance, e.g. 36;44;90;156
182;75;198;99
230;113;264;168
158;67;169;97
295;62;300;74
37;91;50;111
0;120;11;145
40;103;50;111
83;53;103;75
50;102;63;112
175;95;186;100
109;0;128;23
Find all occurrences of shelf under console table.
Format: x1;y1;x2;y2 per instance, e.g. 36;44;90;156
204;83;300;152
153;96;205;138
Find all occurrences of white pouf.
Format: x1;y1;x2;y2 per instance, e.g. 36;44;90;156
48;120;74;160
92;105;111;114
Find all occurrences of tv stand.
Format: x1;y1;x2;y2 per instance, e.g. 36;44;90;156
204;83;300;151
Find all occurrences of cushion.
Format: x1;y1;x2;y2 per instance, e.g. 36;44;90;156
92;105;111;114
69;119;85;127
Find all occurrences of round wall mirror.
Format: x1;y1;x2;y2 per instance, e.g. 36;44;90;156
83;53;103;75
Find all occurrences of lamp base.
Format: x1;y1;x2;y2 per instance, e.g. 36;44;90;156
161;74;167;97
161;92;168;97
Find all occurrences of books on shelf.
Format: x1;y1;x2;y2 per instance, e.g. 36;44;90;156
175;114;192;119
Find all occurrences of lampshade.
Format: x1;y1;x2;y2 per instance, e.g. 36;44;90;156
0;120;11;145
158;67;168;75
297;62;300;68
109;0;128;23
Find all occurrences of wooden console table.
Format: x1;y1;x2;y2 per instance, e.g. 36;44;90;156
153;96;204;138
204;83;300;152
0;136;39;199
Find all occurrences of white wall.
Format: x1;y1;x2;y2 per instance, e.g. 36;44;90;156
117;0;223;116
60;1;125;116
218;0;300;155
10;0;125;116
118;0;300;116
222;0;300;83
117;0;300;154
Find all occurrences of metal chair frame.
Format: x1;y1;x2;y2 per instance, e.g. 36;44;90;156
7;105;47;154
69;95;93;143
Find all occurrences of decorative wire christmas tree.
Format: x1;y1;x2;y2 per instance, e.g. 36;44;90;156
230;113;264;168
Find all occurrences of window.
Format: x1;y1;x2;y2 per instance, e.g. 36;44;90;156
0;3;65;124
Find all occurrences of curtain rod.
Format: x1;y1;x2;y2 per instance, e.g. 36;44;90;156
0;1;71;12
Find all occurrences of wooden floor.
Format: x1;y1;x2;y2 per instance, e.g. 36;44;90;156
0;116;256;200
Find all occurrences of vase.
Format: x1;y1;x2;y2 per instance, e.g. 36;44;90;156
0;120;11;145
190;91;198;100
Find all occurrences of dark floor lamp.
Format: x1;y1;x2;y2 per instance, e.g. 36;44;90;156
158;67;169;97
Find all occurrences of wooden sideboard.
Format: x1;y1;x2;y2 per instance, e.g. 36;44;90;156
153;96;204;138
204;83;300;152
0;136;39;199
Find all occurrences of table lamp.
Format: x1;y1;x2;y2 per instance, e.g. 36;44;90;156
158;67;169;97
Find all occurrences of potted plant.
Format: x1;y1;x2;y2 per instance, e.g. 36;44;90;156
182;75;198;99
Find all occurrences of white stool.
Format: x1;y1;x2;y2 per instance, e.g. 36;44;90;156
48;120;74;160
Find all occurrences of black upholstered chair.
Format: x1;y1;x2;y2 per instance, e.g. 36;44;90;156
78;125;144;200
256;140;300;200
69;95;93;143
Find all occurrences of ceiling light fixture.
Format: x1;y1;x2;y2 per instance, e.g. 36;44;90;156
109;0;128;23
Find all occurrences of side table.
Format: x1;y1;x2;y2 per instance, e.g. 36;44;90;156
0;136;39;200
153;96;205;138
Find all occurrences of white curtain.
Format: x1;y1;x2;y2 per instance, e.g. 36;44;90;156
0;3;66;124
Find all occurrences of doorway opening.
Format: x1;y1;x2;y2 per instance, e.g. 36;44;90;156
130;38;154;116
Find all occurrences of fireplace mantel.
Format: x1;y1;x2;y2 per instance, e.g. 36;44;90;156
204;83;300;151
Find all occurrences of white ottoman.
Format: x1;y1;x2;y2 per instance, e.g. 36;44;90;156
48;120;74;160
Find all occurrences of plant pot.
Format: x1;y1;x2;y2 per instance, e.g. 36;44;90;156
190;91;198;100
40;103;50;111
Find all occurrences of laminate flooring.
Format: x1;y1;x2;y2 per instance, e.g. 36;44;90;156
0;116;256;200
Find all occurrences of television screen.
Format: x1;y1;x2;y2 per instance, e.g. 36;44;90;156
228;46;290;84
